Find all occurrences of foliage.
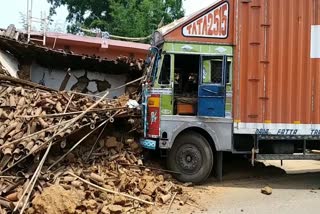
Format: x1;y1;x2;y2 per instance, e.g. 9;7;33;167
47;0;184;37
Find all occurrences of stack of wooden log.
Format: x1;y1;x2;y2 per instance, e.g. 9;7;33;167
0;59;192;213
0;75;137;173
0;136;191;214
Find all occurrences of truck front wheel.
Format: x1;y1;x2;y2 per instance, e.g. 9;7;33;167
167;131;214;184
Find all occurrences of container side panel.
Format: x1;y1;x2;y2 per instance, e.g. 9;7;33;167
312;0;320;124
234;0;320;134
238;0;265;123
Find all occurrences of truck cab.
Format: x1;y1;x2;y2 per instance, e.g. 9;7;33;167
141;44;233;183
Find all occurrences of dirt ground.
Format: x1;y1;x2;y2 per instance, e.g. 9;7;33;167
155;155;320;214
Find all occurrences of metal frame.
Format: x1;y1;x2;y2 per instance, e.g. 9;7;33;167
256;154;320;160
255;134;320;160
158;115;233;151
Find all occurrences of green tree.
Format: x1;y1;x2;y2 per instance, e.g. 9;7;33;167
47;0;184;37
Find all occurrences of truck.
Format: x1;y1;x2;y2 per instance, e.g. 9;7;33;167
140;0;320;183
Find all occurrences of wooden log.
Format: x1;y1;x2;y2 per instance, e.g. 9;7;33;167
0;74;56;92
0;198;14;209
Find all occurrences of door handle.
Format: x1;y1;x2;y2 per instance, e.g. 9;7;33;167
202;88;218;94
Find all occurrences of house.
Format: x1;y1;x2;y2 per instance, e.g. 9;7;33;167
0;25;150;97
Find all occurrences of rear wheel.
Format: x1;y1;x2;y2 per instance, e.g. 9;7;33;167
167;131;214;184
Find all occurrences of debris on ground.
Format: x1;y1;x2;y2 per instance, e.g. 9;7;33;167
1;132;184;213
261;186;272;195
0;74;139;171
0;72;187;213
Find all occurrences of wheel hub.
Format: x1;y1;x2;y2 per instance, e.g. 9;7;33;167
176;145;202;174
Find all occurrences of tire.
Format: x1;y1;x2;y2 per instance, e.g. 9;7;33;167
167;131;214;184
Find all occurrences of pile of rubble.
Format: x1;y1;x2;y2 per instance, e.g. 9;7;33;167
0;75;135;172
28;138;183;214
0;75;189;213
0;134;186;214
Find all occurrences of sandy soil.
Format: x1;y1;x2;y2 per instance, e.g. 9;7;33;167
28;185;85;214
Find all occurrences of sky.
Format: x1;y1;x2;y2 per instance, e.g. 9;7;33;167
0;0;214;32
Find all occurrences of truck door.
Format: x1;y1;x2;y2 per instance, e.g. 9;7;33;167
145;54;174;138
198;56;227;117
